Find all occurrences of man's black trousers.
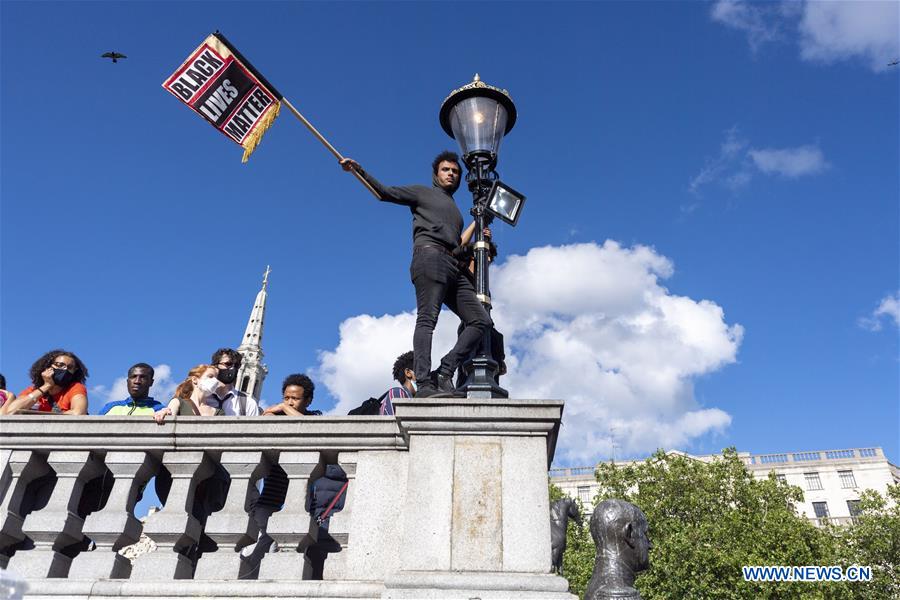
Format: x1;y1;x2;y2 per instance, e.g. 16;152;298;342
410;246;491;384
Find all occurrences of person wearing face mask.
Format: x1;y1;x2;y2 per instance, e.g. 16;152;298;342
340;152;492;398
207;348;260;416
1;349;89;415
154;364;223;423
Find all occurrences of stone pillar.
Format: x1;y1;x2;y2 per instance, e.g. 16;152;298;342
10;451;104;578
130;451;213;580
320;452;356;580
71;451;159;579
342;451;408;581
257;451;319;581
385;398;575;600
194;451;268;580
0;451;51;569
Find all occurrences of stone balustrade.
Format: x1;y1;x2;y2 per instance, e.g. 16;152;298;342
0;399;575;599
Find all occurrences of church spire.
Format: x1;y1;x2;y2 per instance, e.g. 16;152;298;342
236;266;270;400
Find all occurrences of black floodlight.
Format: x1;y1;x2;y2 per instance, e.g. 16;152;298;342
439;74;517;160
486;181;526;226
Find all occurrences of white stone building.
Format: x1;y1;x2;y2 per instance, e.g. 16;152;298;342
550;446;900;526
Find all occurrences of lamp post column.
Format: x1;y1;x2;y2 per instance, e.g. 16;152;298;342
460;157;507;398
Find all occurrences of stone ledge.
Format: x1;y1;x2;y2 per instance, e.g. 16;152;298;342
23;578;384;599
393;399;564;466
0;417;407;452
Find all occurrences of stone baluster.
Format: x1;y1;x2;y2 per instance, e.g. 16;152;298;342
10;451;104;578
257;451;319;581
130;451;213;580
320;452;356;580
194;451;268;580
0;451;51;569
71;451;159;579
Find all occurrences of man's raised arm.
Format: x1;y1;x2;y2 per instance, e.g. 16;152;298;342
340;158;421;206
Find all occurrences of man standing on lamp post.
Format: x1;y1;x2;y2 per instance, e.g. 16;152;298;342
340;152;492;398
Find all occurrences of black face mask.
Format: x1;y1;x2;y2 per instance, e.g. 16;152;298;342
52;368;76;387
217;367;237;385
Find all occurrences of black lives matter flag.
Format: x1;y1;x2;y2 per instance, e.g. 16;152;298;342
163;32;282;163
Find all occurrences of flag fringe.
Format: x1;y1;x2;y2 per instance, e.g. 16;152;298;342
241;100;281;163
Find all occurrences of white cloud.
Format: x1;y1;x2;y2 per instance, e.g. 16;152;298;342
316;241;743;465
711;0;900;72
859;291;900;331
748;145;829;177
799;1;900;71
689;127;753;195
315;312;459;415
690;127;828;195
711;0;783;50
90;364;177;411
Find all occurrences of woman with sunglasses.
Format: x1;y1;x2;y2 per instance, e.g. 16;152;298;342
1;349;89;415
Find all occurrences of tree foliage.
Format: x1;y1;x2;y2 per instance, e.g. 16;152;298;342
552;450;899;600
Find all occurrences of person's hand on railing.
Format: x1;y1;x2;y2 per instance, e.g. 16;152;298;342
154;407;173;424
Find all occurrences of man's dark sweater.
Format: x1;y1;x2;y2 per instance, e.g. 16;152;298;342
359;169;463;250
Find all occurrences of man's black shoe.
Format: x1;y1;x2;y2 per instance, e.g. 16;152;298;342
415;382;441;398
434;372;464;397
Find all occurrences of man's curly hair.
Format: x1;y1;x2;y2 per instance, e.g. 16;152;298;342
29;349;89;387
392;351;414;384
432;151;461;174
282;373;314;404
211;348;243;368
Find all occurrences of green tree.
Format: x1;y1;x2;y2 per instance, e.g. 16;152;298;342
570;449;838;599
552;454;899;599
829;483;900;599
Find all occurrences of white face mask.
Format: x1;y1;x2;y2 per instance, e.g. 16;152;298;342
198;377;220;396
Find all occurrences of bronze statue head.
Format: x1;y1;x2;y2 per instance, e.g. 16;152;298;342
585;499;652;600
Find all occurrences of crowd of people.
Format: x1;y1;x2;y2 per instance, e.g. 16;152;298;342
0;347;419;418
0;347;424;578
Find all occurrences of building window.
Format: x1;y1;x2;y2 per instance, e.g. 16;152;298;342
775;474;787;484
812;502;830;519
804;472;823;491
577;486;591;504
838;470;857;489
846;500;861;517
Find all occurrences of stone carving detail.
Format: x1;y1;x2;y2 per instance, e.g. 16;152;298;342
549;497;581;575
585;499;652;600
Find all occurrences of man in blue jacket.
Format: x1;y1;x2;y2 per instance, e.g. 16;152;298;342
98;363;163;415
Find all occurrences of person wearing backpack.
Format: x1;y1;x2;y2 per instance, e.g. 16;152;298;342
347;351;416;416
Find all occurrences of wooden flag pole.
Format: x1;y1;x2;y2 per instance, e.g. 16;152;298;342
281;97;381;199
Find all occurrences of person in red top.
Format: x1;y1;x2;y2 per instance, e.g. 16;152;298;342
1;349;89;415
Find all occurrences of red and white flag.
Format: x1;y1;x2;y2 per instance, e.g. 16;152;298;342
163;32;281;162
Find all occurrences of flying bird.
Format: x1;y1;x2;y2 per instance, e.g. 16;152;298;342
101;52;127;63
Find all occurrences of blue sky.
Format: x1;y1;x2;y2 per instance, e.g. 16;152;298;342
1;1;897;466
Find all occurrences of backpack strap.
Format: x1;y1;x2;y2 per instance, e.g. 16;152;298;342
317;480;349;525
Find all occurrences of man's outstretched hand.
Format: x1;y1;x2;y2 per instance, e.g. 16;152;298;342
340;158;360;172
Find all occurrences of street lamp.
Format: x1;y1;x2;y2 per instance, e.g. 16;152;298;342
440;74;523;398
